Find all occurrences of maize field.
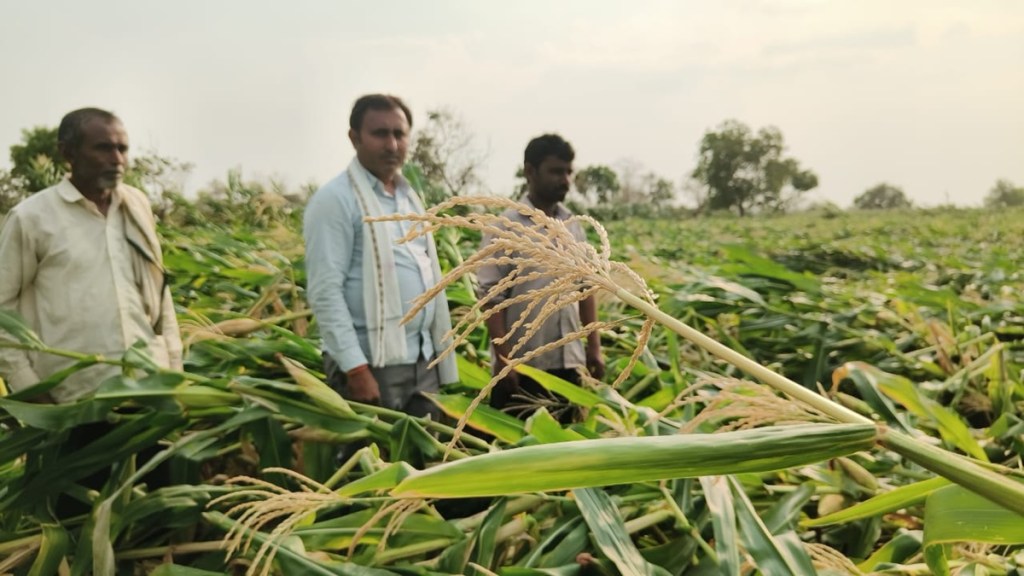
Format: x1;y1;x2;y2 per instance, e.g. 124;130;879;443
0;191;1022;576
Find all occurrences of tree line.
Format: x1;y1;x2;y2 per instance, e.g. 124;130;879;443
3;114;1022;220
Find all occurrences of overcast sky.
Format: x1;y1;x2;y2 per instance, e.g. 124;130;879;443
2;0;1022;207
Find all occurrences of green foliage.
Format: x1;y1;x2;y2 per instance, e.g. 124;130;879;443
9;126;62;192
178;168;307;229
1;180;1022;574
0;169;28;215
574;165;620;205
576;163;679;220
691;119;818;216
984;178;1024;208
853;182;913;210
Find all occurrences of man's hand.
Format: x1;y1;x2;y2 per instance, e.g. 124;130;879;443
490;355;520;409
346;367;381;404
587;353;606;381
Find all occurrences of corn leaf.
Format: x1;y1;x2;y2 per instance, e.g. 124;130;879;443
525;408;586;443
27;523;68;576
699;476;740;576
574;488;671;576
728;476;817;574
469;497;506;574
429;393;525;443
514;364;604;408
457;356;492;390
804;477;950;527
335;462;416;497
392;424;877;498
857;530;922;573
923;484;1024;546
839;362;987;460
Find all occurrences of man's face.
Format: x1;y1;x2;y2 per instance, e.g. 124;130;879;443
526;156;573;205
349;107;410;182
64;118;129;192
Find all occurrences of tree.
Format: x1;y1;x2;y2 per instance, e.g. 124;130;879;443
0;169;27;214
983;179;1024;209
574;165;620;205
853;183;913;210
691;119;818;216
9;126;62;192
409;107;488;203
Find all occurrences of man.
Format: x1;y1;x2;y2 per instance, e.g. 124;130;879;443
476;134;605;420
0;108;183;402
304;94;457;419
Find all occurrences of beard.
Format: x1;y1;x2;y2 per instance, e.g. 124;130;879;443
96;173;122;190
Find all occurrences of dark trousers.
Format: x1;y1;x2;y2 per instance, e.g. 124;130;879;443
323;354;441;421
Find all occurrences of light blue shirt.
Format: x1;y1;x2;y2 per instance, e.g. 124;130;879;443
304;162;436;372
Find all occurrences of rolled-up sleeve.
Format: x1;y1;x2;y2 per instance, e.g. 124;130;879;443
303;187;367;371
0;212;41;391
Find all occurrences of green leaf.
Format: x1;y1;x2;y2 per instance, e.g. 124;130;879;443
762;482;815;533
804;477;949;527
923;484;1024;546
335;462;416;497
525;408;587;443
857;530;922;573
389;416;440;467
514;364;604;408
469;497;506;573
729;476;816;575
27;523;69;576
840;362;987;460
574;488;671;576
392;424;877;498
457;356;491;390
0;308;46;349
699;476;740;576
428;393;525;443
719;244;820;294
833;361;914;433
246;416;293;475
521;516;586;568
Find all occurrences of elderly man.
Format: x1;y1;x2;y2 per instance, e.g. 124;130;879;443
0;107;183;402
304;94;457;419
476;134;605;421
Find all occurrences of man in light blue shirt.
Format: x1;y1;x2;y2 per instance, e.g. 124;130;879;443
304;94;457;418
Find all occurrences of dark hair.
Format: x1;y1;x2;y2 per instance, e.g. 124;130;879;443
58;107;120;151
524;133;575;168
349;94;413;132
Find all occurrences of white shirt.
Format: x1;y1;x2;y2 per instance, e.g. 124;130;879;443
0;178;183;401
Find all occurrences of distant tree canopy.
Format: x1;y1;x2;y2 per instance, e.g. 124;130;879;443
9;126;62;193
853;183;913;210
574;165;620;205
984;179;1024;209
408;107;487;204
691;119;818;216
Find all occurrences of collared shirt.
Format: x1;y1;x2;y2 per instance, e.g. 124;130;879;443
304;161;436;372
475;198;587;370
0;178;182;401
